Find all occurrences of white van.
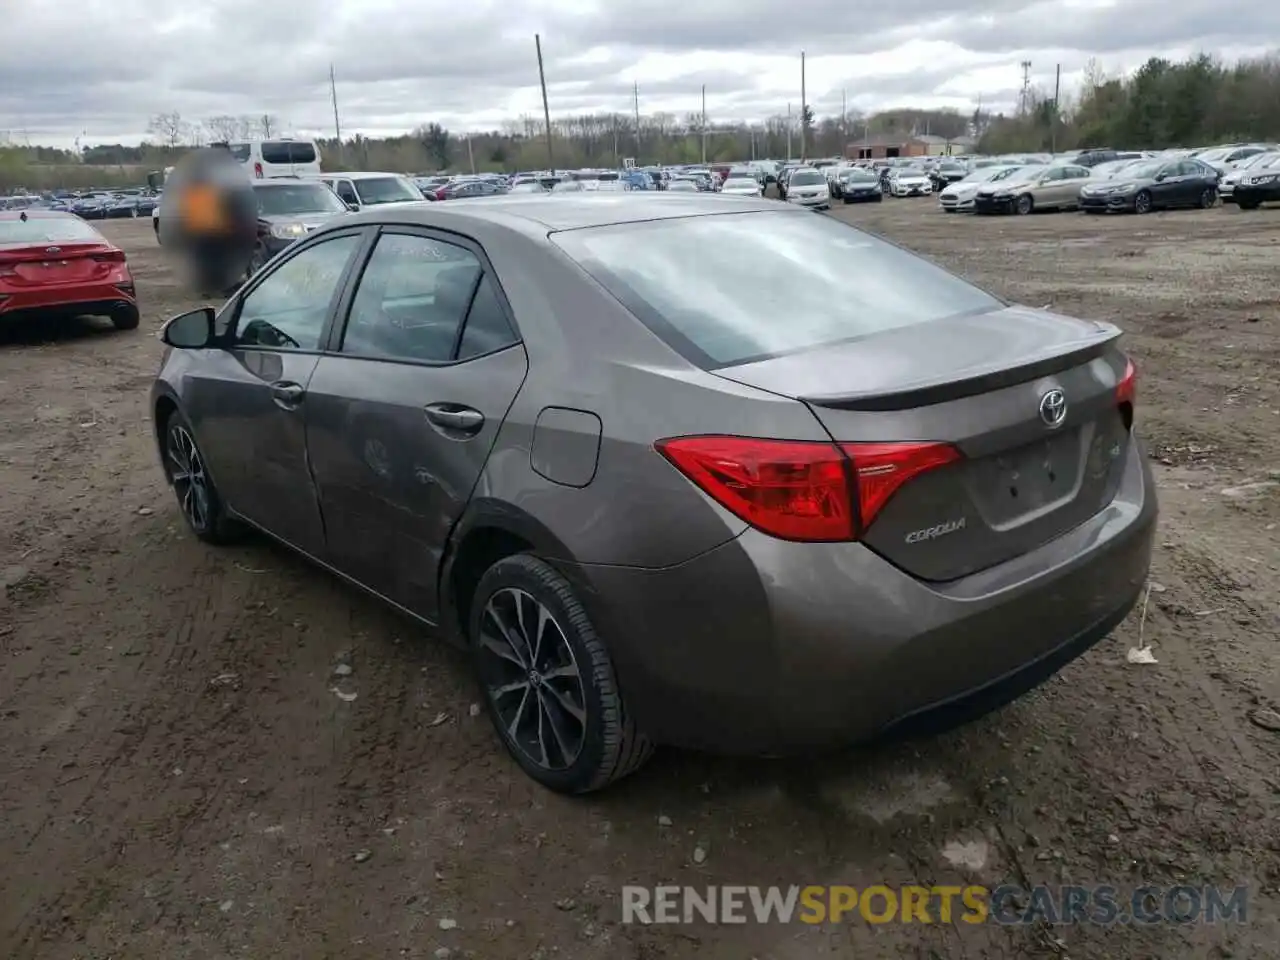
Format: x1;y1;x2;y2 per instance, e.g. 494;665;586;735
227;138;323;179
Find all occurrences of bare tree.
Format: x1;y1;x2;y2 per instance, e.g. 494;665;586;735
204;115;241;143
148;111;187;148
258;114;278;138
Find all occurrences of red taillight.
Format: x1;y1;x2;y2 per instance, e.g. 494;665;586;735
1116;358;1136;406
253;162;264;178
656;436;961;542
657;436;855;541
435;188;448;200
840;441;962;530
1116;358;1136;429
92;249;127;263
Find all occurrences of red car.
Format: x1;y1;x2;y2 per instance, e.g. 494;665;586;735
0;210;139;330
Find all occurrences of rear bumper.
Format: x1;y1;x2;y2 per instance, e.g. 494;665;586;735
569;433;1157;755
0;284;136;317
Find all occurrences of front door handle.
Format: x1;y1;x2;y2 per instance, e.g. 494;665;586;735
270;381;305;409
424;403;484;435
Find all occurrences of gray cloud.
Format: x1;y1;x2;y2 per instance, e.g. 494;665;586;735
926;0;1279;53
0;0;1274;145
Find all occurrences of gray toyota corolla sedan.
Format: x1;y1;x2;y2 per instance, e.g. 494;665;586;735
151;194;1156;793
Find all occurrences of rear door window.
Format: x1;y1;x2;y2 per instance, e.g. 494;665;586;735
339;233;481;363
552;211;1001;368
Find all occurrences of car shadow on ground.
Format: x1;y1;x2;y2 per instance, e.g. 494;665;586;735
228;523;1001;811
0;314;126;348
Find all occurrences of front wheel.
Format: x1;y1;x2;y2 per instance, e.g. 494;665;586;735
470;554;653;794
161;409;244;544
1015;193;1034;215
1134;190;1152;214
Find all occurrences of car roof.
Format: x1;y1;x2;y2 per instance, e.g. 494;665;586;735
339;193;782;234
321;171;407;180
0;209;73;220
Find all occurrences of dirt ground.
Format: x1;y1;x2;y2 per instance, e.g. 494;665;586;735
1;201;1277;960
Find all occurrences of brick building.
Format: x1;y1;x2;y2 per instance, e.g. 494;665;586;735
844;134;975;160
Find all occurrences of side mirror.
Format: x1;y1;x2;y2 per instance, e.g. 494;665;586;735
1154;172;1167;181
345;201;359;211
161;307;216;349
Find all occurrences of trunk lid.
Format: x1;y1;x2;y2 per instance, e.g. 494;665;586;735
0;241;121;285
716;306;1132;581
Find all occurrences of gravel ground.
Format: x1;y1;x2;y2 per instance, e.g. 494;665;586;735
1;200;1277;960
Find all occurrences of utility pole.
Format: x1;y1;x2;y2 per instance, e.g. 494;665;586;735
1019;60;1032;115
841;88;848;160
700;84;707;165
786;103;792;161
1051;63;1061;153
750;127;757;160
612;116;619;166
633;81;641;162
329;64;342;161
535;34;554;170
799;51;807;161
466;134;476;174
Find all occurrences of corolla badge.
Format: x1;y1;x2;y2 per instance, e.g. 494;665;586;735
1039;388;1067;427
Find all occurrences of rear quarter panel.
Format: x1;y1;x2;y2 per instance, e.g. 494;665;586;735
471;230;827;568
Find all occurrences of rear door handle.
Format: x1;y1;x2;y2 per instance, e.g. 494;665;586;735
270;381;306;408
424;403;484;435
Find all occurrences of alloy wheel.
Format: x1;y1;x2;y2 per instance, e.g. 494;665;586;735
476;587;587;771
166;424;211;531
1135;191;1152;214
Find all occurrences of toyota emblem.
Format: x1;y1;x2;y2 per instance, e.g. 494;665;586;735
1039;389;1067;427
45;246;61;255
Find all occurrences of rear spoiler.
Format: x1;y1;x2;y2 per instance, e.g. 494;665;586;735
802;335;1120;412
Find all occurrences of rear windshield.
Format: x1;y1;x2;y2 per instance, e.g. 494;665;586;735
259;141;318;166
353;176;423;204
552;211;1001;367
0;216;103;244
254;183;347;216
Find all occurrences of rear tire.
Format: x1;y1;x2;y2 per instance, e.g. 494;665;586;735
469;554;653;794
1199;187;1217;209
111;306;140;330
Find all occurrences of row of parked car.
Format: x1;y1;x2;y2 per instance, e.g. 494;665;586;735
767;141;1280;216
937;148;1280;215
1;189;160;219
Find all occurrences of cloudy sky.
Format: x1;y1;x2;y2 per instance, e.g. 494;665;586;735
1;0;1275;148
